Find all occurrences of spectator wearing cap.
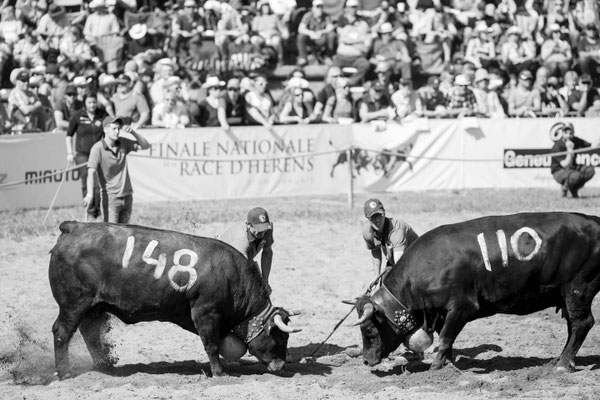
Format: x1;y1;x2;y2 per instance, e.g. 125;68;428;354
501;26;536;78
446;74;477;118
111;74;150;128
36;3;69;49
59;25;94;68
66;92;107;219
508;69;541;117
151;90;190;128
198;76;225;127
359;81;395;122
245;74;276;128
362;198;419;289
568;73;600;116
250;1;289;67
391;78;418;118
472;68;505;118
322;76;357;124
279;80;314;124
540;23;572;78
8;69;46;131
217;77;245;129
83;0;120;46
334;0;372;86
464;22;496;69
416;75;448;118
218;206;275;294
296;0;336;66
532;66;569;116
13;26;45;68
54;85;83;132
370;22;412;80
85;116;150;223
0;6;24;45
577;23;600;76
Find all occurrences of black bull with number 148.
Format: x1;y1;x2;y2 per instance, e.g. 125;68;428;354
352;212;600;372
48;221;301;379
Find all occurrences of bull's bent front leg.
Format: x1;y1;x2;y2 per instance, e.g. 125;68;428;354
192;307;224;377
431;304;475;370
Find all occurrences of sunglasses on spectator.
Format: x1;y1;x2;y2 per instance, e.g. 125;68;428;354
228;87;239;92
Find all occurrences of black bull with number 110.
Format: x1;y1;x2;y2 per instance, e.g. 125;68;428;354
48;221;301;379
353;212;600;372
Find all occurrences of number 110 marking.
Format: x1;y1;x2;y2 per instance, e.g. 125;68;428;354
476;227;542;271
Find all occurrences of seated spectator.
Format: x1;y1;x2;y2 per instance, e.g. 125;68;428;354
313;66;341;121
540;23;572;79
111;73;150;128
446;74;477;118
501;26;536;79
8;69;45;131
368;60;395;99
152;91;190;128
358;81;395;122
568;73;600;116
464;23;496;69
59;25;94;68
413;10;452;77
371;23;412;81
54;85;83;132
559;70;579;102
279;84;314;124
13;26;45;68
125;23;154;58
36;3;69;49
577;23;600;76
391;78;418;119
334;0;372;86
97;73;118;116
83;0;120;47
508;69;541;117
533;67;569;116
0;6;23;45
251;1;289;66
198;76;225;127
218;77;245;129
296;0;336;66
28;73;56;131
245;74;276;128
472;68;506;118
169;0;204;56
150;58;177;106
214;4;249;61
416;75;448;118
322;77;357;123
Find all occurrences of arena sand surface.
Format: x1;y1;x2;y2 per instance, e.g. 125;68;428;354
1;189;600;400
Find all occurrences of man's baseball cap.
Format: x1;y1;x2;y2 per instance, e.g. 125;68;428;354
364;199;385;218
103;116;123;127
519;70;533;80
247;207;272;232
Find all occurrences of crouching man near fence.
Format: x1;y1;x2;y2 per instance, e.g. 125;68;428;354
83;116;151;223
550;122;595;198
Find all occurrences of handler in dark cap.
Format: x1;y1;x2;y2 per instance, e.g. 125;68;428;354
84;116;151;223
219;207;274;294
362;199;419;289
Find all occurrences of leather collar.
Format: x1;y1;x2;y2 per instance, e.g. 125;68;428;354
370;284;416;335
231;301;277;344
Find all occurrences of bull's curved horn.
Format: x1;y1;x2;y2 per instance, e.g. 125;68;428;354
351;303;374;326
342;299;357;305
274;314;302;333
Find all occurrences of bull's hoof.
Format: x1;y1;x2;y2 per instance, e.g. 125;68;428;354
54;371;72;381
555;361;576;373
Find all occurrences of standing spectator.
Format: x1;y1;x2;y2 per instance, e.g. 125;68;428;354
217;77;245;129
54;85;83;132
359;82;395;122
66;92;106;219
416;75;448;118
568;73;599;116
391;78;418;119
472;68;506;118
533;66;569;116
296;0;336;66
540;23;572;79
508;69;540;117
322;77;357;124
151;91;190;128
313;66;341;121
198;76;225;127
251;1;289;66
334;0;372;86
59;25;94;68
501;26;536;78
550;122;595;198
370;22;412;81
84;117;151;223
577;23;600;76
446;74;477;118
245;74;276;128
7;69;45;131
83;0;120;47
279;85;313;124
464;23;497;69
111;74;150;128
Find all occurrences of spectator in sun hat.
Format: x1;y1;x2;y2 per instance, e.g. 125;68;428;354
577;23;600;76
472;68;505;118
83;0;120;46
416;75;447;118
218;206;275;294
508;69;541;117
446;74;477;117
370;22;412;81
198;76;225;127
362;198;419;290
540;23;572;79
111;73;150;128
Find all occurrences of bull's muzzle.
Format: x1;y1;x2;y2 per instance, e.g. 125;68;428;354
267;358;286;372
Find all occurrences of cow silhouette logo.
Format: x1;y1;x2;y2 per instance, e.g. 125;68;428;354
369;201;377;209
259;214;266;223
329;142;414;178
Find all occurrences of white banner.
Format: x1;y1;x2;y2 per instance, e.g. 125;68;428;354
1;118;599;211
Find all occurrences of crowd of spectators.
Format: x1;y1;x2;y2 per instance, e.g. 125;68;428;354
1;0;600;134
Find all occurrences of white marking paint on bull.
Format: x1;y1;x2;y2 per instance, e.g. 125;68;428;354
510;227;542;261
168;249;199;292
496;230;508;268
477;227;543;271
477;233;492;271
142;240;168;279
122;236;135;268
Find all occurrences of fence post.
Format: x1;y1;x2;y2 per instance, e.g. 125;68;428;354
347;147;354;209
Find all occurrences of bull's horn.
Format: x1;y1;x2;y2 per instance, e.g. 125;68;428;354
284;309;301;317
342;299;357;305
351;303;374;326
274;314;302;333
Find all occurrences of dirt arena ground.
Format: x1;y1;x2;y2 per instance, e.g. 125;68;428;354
2;189;600;399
